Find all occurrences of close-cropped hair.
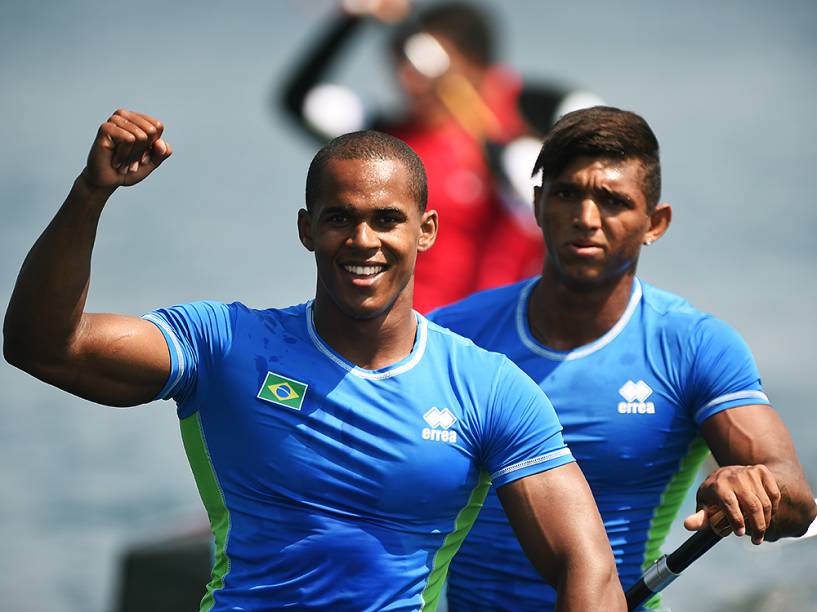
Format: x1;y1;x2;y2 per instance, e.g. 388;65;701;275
305;130;428;212
391;1;497;68
533;106;662;209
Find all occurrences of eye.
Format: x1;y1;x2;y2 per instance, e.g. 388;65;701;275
325;212;350;225
604;194;631;209
374;211;405;229
551;186;577;200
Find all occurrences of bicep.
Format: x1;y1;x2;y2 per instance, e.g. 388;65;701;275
497;463;611;584
57;312;170;406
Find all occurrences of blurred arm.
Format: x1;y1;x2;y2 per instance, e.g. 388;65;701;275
498;463;625;611
685;405;817;543
279;10;369;142
3;110;173;407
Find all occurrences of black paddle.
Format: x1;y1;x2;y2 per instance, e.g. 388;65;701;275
625;526;724;610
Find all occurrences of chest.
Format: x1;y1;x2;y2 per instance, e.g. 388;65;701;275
195;347;484;522
514;346;698;490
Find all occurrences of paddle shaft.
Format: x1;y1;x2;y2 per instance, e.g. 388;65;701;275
625;527;723;611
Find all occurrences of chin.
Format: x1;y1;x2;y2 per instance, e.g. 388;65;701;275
558;268;612;291
335;295;394;321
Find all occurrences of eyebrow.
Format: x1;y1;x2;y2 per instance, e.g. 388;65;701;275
318;205;409;218
549;181;636;205
598;185;636;206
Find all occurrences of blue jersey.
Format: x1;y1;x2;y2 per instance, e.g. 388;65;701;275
144;300;574;611
429;277;770;611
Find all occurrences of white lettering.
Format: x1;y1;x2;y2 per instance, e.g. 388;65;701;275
420;428;458;444
618;402;656;415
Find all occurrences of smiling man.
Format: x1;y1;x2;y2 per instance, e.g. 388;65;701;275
3;110;625;611
429;106;817;610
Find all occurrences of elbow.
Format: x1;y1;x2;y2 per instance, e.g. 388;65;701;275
3;320;67;379
3;332;41;376
791;496;817;538
2;320;27;370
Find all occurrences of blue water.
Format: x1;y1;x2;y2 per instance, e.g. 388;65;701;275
1;1;815;610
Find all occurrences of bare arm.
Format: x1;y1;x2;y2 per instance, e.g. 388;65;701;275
3;110;174;407
278;0;410;142
498;463;625;611
684;405;817;543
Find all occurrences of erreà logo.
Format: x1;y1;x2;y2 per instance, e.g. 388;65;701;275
422;407;458;444
618;380;655;414
257;372;308;411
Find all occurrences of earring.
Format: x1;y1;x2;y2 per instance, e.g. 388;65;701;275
643;239;653;246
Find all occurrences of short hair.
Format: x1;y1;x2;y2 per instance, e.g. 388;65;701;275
391;2;496;67
533;106;662;209
305;130;428;212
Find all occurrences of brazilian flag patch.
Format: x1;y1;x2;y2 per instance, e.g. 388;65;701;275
257;372;308;411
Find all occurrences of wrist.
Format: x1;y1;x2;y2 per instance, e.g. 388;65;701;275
74;169;117;205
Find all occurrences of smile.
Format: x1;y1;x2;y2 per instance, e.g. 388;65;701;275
343;264;386;276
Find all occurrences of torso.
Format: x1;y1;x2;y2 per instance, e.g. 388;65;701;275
429;277;768;611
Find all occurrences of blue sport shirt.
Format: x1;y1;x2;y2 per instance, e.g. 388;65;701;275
144;300;574;611
429;277;770;611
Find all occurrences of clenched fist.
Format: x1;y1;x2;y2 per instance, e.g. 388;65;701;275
82;109;172;190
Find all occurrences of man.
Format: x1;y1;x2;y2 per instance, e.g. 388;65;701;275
3;109;624;611
281;0;602;312
429;106;817;611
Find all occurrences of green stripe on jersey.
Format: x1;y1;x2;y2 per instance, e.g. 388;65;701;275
641;436;709;610
420;470;492;610
181;413;232;612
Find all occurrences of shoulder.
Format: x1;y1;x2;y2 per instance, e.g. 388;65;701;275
639;280;749;351
425;314;514;371
148;300;308;339
428;279;531;333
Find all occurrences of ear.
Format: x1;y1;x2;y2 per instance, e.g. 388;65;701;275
643;203;672;245
417;209;438;253
297;208;314;251
533;185;543;228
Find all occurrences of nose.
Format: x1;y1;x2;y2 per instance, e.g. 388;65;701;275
574;197;602;231
348;221;380;250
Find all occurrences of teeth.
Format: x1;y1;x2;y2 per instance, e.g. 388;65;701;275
344;264;384;276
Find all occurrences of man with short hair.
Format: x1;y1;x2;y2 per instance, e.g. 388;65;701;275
429;106;817;611
281;0;603;312
3;109;625;611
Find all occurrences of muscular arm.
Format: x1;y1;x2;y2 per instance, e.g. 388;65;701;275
3;110;174;407
498;463;625;611
686;405;817;543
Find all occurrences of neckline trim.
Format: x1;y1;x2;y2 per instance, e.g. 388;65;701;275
306;302;428;380
515;278;642;361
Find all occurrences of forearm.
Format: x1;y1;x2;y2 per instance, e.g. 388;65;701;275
700;405;817;541
554;557;623;612
279;12;364;141
499;466;625;610
4;172;113;367
761;460;816;540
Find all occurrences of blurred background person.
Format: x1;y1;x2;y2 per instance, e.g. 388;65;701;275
280;0;602;312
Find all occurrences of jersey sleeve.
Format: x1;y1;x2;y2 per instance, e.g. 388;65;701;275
481;358;575;488
687;316;770;424
143;301;234;417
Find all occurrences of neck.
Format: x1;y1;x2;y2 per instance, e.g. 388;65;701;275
528;267;636;351
311;292;418;371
